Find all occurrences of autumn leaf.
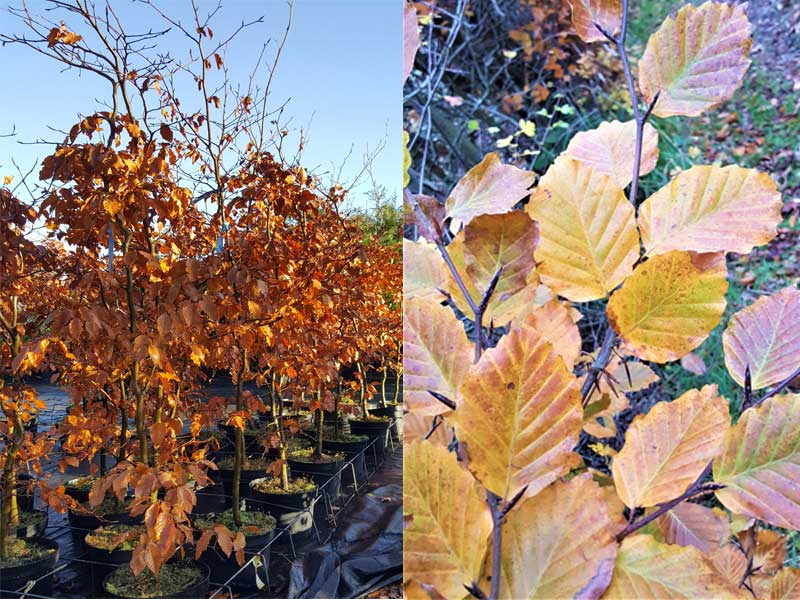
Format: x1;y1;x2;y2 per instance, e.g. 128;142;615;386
713;393;800;530
568;0;622;43
403;297;472;416
639;165;782;257
769;568;800;600
403;441;492;599
452;324;582;498
403;1;420;86
607;251;728;363
564;120;658;188
496;474;619;599
612;385;729;508
402;239;448;301
445;153;535;232
707;544;747;590
681;352;708;376
520;299;582;368
604;534;739;598
403;413;453;447
639;2;752;118
527;156;639;302
656;502;730;553
722;286;800;390
159;123;173;142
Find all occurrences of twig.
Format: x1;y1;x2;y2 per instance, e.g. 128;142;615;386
486;490;503;600
752;364;800;408
615;462;722;542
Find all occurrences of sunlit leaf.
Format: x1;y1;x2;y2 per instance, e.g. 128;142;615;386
607;251;728;362
497;474;618;599
453;324;582;498
527;156;639;302
723;286;800;390
520;299;581;368
639;165;782;257
714;393;800;530
707;544;747;590
403;239;448;301
770;568;800;600
564;120;659;188
612;385;729;508
403;297;472;416
403;2;420;85
639;2;752;118
445;153;535;232
604;534;739;598
403;441;492;600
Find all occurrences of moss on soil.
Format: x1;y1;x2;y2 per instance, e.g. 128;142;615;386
195;508;276;537
66;475;98;491
104;561;202;598
77;497;132;517
288;447;344;464
85;524;143;552
251;476;317;495
351;415;390;423
216;456;271;470
321;431;368;443
0;539;56;568
15;510;47;527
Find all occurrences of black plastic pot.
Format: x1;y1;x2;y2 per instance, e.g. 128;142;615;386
197;525;275;592
247;478;318;545
0;537;59;598
102;560;210;599
370;404;403;441
7;510;48;540
321;438;368;490
67;505;140;548
0;473;34;514
64;477;96;503
287;455;343;502
85;531;137;596
219;466;269;501
348;419;391;461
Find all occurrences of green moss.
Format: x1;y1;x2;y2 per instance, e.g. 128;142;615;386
78;497;132;517
16;511;47;527
195;508;276;537
85;524;143;552
215;456;271;470
288;447;344;463
0;539;56;568
104;561;202;598
251;476;317;495
351;415;390;423
322;431;368;443
67;475;98;491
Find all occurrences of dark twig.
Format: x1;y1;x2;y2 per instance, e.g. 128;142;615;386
486;490;503;600
465;582;488;600
741;364;753;411
428;390;456;411
500;485;528;518
615;462;722;542
752;364;800;408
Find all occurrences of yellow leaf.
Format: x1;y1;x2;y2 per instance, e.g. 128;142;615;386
713;394;800;530
604;534;740;598
769;567;800;600
403;297;472;416
565;120;659;188
520;299;581;368
403;441;492;599
3;175;13;185
518;119;536;137
527;156;639;302
639;165;782;256
723;286;800;390
568;0;622;43
707;544;747;590
607;251;728;362
612;385;729;508
453;324;582;498
497;474;619;598
402;130;411;188
403;413;453;447
639;2;752;118
445;153;535;232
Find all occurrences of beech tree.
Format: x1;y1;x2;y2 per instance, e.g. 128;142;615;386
403;1;800;598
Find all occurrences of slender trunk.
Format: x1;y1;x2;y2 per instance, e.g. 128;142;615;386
1;304;24;557
232;349;247;526
315;391;324;458
118;379;128;463
334;381;341;437
100;393;108;476
357;362;370;419
277;385;289;490
380;366;388;408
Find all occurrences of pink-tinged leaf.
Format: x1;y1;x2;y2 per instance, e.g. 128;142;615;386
723;286;800;390
565;120;659;188
445;153;535;232
681;352;708;375
639;2;752;118
713;393;800;530
403;1;420;85
656;502;730;552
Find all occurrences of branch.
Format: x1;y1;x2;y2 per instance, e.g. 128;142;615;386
753;364;800;408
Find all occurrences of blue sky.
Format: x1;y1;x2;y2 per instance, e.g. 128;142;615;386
0;0;400;208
